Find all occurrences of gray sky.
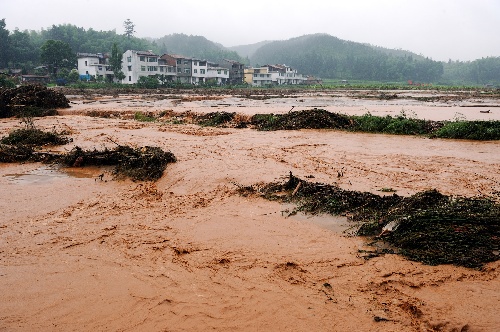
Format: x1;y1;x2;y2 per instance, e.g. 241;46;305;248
2;0;499;61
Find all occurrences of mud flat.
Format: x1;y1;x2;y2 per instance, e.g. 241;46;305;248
0;89;499;331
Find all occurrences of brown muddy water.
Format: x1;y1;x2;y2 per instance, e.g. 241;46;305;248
1;89;499;332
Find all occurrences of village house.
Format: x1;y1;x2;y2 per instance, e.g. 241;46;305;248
78;49;307;86
77;53;113;81
244;64;305;86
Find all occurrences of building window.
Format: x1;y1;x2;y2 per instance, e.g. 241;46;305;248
224;70;228;75
85;61;88;66
141;66;146;71
86;71;89;75
183;60;189;65
260;74;264;77
194;69;198;73
148;57;156;62
177;68;182;73
128;66;132;71
217;70;221;74
193;61;198;66
127;56;132;63
129;76;131;81
140;56;146;62
184;68;190;74
176;59;182;65
253;74;257;77
200;69;205;74
160;67;164;72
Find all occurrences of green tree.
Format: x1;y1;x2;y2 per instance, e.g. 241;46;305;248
0;19;10;68
124;19;135;39
67;68;80;83
40;39;75;76
110;43;125;81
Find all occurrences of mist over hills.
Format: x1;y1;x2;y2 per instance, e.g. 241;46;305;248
2;21;499;85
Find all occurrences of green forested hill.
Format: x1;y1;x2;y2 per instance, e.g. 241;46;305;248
153;33;246;64
250;33;443;82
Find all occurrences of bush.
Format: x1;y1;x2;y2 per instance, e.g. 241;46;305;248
435;121;500;140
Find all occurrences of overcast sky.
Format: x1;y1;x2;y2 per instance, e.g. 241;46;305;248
2;0;499;62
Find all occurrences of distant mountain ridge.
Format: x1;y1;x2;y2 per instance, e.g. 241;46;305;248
247;33;444;81
227;40;274;59
152;33;246;64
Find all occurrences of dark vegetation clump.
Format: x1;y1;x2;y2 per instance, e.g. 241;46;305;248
246;173;500;268
59;145;177;181
0;85;69;118
0;128;71;146
251;108;352;131
0;119;71;162
0;144;36;163
196;111;235;126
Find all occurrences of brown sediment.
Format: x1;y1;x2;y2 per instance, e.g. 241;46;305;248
0;89;499;331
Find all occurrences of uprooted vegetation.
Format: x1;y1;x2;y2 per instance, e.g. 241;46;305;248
59;145;176;181
0;85;70;118
0;120;176;181
240;173;500;268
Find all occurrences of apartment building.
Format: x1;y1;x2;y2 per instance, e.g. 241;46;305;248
244;64;305;86
77;49;246;85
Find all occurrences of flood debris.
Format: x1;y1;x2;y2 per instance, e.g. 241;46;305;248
0;84;70;118
0;128;71;146
251;108;352;131
0;119;72;163
244;173;500;268
0;123;176;181
59;145;177;181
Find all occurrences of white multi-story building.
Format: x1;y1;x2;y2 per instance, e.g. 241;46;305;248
76;53;113;81
77;49;245;85
244;64;305;86
121;50;161;84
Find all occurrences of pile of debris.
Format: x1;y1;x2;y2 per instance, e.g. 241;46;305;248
59;145;177;181
0;85;70;118
0;123;71;163
244;173;499;268
250;108;352;131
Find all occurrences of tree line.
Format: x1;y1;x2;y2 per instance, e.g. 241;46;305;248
0;19;498;85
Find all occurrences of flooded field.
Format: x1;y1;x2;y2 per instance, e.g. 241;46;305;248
0;89;499;331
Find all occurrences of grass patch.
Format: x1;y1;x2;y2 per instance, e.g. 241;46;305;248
241;108;500;140
434;121;500;140
134;112;157;122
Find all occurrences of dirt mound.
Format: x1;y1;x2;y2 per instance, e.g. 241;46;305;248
0;85;70;118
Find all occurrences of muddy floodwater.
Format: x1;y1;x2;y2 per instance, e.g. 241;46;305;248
1;89;499;331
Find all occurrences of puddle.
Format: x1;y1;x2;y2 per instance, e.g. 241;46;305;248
3;165;107;184
282;204;358;235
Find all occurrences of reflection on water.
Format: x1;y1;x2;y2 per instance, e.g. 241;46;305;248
3;165;106;184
